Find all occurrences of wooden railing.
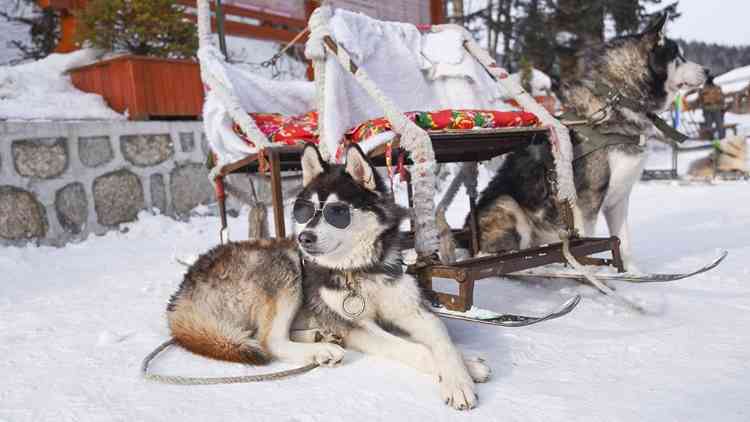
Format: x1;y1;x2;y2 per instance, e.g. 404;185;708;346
176;0;310;44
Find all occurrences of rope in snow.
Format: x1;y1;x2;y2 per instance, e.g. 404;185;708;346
559;233;646;313
141;339;319;385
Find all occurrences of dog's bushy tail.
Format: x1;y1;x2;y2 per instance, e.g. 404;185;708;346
168;308;270;365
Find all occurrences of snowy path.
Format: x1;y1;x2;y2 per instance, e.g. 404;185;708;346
1;183;749;422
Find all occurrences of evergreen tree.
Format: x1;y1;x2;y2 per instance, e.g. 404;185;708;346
76;0;198;59
678;40;750;76
454;0;517;69
451;0;684;82
513;0;556;75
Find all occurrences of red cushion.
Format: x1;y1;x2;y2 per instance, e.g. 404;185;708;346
233;112;319;147
346;109;539;144
232;109;539;148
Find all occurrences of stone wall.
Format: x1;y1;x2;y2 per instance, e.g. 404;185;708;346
0;121;216;246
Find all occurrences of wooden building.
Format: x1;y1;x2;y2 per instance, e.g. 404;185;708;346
37;0;445;54
35;0;446;120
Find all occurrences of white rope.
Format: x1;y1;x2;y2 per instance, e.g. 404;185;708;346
430;24;578;206
306;4;440;257
426;25;646;312
196;0;213;49
196;0;273;152
203;71;274;150
339;47;441;257
142;339;318;385
305;6;332;162
559;233;646;313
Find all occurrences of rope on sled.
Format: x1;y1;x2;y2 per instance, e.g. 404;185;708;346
306;5;440;259
141;339;318;385
431;24;578;211
305;6;332;162
559;232;646;313
197;0;274;154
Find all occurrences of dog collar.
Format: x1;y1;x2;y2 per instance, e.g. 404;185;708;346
341;271;366;319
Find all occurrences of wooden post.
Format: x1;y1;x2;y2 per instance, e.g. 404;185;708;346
610;237;626;273
268;149;286;239
430;0;446;24
468;191;480;256
458;278;475;312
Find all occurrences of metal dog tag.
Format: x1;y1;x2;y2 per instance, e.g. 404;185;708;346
342;292;366;318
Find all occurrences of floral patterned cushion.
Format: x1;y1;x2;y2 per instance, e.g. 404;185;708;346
233;112;319;147
346;109;539;143
232;109;539;148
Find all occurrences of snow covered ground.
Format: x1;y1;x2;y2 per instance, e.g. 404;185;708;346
2;173;750;421
0;30;306;121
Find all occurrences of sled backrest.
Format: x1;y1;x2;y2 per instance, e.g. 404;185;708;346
314;9;512;155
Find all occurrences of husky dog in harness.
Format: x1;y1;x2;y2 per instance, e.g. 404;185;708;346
165;145;490;410
473;14;706;270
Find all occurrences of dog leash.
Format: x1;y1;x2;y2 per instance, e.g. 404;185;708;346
141;338;319;385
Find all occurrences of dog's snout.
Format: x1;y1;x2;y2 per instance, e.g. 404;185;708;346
298;231;317;246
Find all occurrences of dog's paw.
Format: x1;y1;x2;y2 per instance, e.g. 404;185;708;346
464;357;491;383
314;330;344;346
439;373;477;411
308;343;345;367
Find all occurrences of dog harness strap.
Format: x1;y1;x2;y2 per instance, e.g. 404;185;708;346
561;112;641;161
646;112;690;143
591;81;689;143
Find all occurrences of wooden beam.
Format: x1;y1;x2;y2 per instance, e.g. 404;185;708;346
185;15;304;44
430;0;445;24
54;10;79;53
37;0;86;10
175;0;306;30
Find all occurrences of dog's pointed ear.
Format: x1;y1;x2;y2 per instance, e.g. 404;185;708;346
643;13;667;47
344;145;377;192
301;144;326;187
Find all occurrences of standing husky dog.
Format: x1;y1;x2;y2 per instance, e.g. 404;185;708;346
474;15;705;269
167;145;490;410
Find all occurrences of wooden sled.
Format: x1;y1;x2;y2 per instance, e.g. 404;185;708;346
212;126;625;314
198;1;625;321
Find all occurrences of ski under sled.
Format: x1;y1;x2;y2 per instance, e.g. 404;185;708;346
431;295;581;327
506;250;727;284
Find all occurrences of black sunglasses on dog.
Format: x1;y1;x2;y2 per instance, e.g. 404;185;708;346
293;199;353;229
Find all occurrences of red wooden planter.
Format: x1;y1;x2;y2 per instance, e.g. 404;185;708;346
69;55;204;120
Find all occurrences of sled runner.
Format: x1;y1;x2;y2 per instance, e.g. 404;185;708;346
197;1;716;318
508;250;727;284
431;295;581;327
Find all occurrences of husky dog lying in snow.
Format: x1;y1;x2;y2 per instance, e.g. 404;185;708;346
474;14;706;269
167;145;490;410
